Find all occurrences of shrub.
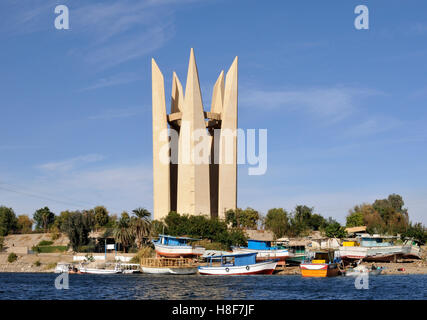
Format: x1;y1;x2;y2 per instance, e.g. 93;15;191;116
34;260;41;267
50;232;61;241
130;246;155;263
8;252;18;263
38;240;54;246
0;236;4;251
45;262;57;270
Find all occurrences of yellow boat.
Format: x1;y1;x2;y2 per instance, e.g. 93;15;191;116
300;251;340;277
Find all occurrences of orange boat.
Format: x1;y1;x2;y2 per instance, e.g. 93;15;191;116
300;251;340;277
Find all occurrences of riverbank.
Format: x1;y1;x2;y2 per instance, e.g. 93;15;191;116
2;251;426;275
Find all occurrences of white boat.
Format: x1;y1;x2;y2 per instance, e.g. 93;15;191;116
140;257;198;275
339;235;417;262
121;263;142;274
141;266;197;275
79;263;122;274
232;239;292;261
153;235;205;258
345;265;384;276
198;252;278;275
54;263;73;273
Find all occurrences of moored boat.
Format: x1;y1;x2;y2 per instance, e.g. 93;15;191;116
344;264;384;277
339;235;408;263
140;257;198;275
79;262;122;274
153;234;205;258
198;252;277;275
232;239;292;262
300;251;341;277
121;263;142;274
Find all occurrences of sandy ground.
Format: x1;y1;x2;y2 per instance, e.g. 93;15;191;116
274;260;427;276
0;253;74;272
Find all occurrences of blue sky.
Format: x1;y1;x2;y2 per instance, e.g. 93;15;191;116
0;0;426;224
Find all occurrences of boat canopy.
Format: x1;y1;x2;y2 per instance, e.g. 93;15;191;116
206;252;257;266
154;234;201;246
247;239;273;250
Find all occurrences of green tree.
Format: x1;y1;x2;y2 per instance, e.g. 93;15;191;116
225;208;260;229
309;214;327;231
346;211;364;227
131;208;152;249
264;208;290;239
401;222;427;245
324;220;347;238
94;206;109;229
61;211;91;251
113;212;135;252
16;215;33;234
0;206;18;236
33;207;55;232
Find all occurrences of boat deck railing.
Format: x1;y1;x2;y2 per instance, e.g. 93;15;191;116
140;257;197;268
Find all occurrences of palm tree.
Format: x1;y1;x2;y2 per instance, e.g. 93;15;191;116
131;208;152;249
113;212;135;252
113;226;134;253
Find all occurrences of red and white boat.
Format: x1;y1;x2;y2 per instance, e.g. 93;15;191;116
153;234;205;258
198;253;277;275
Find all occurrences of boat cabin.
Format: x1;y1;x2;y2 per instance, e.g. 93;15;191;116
306;251;338;264
359;235;396;247
155;234;200;246
247;239;279;250
206;253;257;267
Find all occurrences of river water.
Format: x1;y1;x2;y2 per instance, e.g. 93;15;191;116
0;273;425;300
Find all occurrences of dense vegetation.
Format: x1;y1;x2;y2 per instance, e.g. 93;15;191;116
0;193;425;251
153;211;247;249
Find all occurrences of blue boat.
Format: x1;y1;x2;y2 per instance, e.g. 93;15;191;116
198;252;278;275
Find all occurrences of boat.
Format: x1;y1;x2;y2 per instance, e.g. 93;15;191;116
300;251;341;277
232;239;292;262
54;262;80;274
121;263;142;274
338;235;408;263
153;234;206;258
344;264;384;277
198;252;278;275
140;257;198;275
78;262;122;274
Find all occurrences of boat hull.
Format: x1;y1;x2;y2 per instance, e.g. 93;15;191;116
232;248;291;261
154;243;205;258
142;266;197;275
300;263;340;277
198;260;277;276
79;268;122;274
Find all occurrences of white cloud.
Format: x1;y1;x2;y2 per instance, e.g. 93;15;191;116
343;116;403;138
0;0;202;69
1;163;153;215
240;87;381;123
88;107;144;120
37;154;105;172
80;72;141;91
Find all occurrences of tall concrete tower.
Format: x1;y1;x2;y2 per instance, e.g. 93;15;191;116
152;49;238;221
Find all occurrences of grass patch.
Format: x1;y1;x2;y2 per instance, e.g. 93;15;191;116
32;245;68;253
38;240;54;246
